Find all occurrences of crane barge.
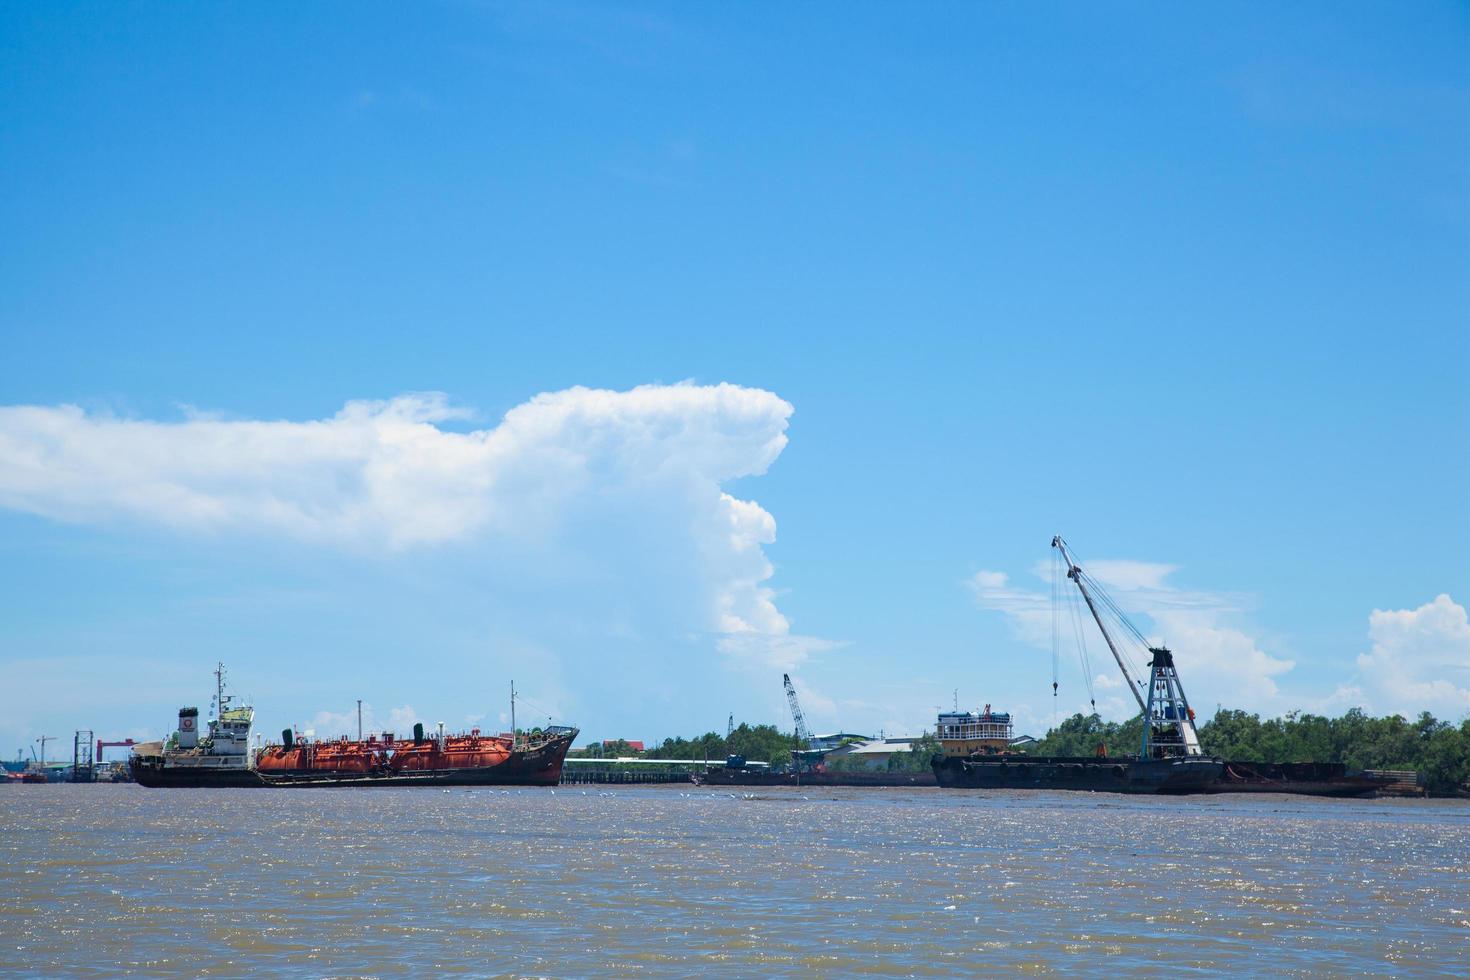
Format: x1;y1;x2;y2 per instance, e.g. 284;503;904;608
932;536;1224;793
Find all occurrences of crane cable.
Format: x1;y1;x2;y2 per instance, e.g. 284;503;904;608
1068;581;1098;713
1050;547;1061;719
1081;568;1152;693
1053;548;1097;715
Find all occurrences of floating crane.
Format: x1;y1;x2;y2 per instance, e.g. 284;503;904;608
1052;535;1202;758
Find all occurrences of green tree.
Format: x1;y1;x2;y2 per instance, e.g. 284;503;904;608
889;733;940;772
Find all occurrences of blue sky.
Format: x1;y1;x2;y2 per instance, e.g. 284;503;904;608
2;3;1467;757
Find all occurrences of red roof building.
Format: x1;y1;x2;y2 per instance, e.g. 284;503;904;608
602;739;645;752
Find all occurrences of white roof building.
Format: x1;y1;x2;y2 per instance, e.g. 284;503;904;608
823;736;919;770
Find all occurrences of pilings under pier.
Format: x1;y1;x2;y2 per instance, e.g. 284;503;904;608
560;769;696;785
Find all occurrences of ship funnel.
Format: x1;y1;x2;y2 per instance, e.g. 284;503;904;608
178;707;199;749
282;729;294;750
413;722;425;743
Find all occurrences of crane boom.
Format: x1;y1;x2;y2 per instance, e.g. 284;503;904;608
1052;535;1202;757
1052;536;1147;714
782;673;810;747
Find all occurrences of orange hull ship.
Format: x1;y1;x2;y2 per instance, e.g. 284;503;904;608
256;722;575;787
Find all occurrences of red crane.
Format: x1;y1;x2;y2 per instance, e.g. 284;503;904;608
96;738;135;761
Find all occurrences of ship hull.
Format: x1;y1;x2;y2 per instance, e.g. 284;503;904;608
129;759;267;788
1206;761;1394;798
932;754;1223;795
258;733;575;788
693;769;937;788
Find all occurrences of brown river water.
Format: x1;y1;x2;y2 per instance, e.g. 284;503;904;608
1;784;1466;977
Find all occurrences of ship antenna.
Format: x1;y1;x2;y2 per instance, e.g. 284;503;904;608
510;680;516;751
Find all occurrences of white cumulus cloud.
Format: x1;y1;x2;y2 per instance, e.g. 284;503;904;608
1352;594;1470;720
306;703;423;740
0;383;828;669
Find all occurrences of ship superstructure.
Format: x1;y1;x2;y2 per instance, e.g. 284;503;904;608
936;707;1012;758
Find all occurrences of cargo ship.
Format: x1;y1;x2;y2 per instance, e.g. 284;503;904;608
130;664;263;788
255;721;576;787
132;666;576;788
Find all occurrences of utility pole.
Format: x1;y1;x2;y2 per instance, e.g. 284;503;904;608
357;700;363;741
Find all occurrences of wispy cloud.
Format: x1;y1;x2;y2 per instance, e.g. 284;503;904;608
967;557;1291;715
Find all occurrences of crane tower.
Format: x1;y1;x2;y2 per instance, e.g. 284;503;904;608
783;673;810;748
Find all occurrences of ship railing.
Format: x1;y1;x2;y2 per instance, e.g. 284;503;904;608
938;723;1014;740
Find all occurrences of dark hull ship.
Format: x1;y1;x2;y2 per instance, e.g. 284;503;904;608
933;537;1233;797
255;724;576;788
130;760;267;788
132;669;574;789
933;537;1400;798
129;664;261;788
1208;760;1393;798
932;754;1221;794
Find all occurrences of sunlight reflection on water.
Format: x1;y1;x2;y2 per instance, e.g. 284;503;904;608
1;785;1466;976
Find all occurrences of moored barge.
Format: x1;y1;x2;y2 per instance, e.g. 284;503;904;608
929;704;1222;794
934;537;1226;795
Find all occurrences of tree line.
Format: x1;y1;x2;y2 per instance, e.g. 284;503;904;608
569;723;804;768
574;707;1470;795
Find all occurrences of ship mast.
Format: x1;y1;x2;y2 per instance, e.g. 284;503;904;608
1051;536;1202;758
212;661;231;722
